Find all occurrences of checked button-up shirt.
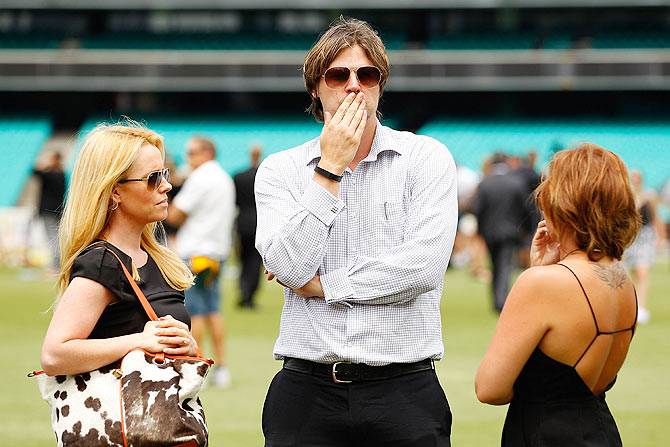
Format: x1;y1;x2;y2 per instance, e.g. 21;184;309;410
255;121;458;366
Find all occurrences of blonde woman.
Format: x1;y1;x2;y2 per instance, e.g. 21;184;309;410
476;144;641;446
40;121;196;376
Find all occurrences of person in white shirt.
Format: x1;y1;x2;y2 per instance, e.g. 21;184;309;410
167;136;235;388
255;17;458;446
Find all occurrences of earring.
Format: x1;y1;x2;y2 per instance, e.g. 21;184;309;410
109;201;118;211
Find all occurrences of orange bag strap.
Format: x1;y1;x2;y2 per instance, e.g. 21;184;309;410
96;246;160;321
94;245;205;359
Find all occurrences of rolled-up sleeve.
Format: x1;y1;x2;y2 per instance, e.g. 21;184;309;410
255;153;345;289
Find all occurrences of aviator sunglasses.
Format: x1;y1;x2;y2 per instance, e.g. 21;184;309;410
322;66;382;89
118;168;170;191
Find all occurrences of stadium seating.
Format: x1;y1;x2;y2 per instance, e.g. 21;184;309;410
72;115;668;191
0;116;53;207
75;115;325;175
541;33;574;50
80;31;408;51
75;114;401;176
419;117;670;190
0;33;62;49
6;29;668;51
421;29;670;51
426;31;538;50
592;30;670;49
378;32;408;51
80;32;320;51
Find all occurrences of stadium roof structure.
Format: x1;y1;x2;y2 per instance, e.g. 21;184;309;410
1;48;668;92
2;0;669;9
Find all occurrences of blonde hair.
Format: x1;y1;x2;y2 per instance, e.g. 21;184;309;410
535;143;641;261
57;120;194;298
303;16;389;122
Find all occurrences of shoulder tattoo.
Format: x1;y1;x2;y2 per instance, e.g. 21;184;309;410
589;262;627;289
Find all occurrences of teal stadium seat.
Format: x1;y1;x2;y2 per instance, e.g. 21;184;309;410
419;118;670;190
76;115;323;176
592;30;670;49
75;115;400;176
0;117;53;207
80;32;320;51
541;33;574;50
426;31;537;50
80;31;407;51
378;32;408;51
0;33;62;49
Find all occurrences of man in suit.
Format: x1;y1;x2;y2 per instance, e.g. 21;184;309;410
33;151;66;268
508;153;542;268
233;144;263;308
474;152;533;312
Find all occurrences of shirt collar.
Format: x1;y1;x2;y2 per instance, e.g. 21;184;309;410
304;119;404;166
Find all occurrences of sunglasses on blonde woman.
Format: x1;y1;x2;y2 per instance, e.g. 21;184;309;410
322;66;382;89
118;168;170;191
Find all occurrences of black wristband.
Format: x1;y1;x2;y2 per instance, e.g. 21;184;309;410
314;166;343;182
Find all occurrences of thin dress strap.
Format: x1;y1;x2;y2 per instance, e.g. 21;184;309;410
630;287;639;337
557;263;600;368
557;262;637;367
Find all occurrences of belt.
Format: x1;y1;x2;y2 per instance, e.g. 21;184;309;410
283;357;434;384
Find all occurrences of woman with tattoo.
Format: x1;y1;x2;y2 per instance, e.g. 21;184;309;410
475;143;641;446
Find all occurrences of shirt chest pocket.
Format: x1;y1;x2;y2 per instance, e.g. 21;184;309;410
372;201;407;251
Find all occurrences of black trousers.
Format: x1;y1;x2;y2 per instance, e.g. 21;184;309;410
262;367;452;447
238;233;262;307
485;238;517;312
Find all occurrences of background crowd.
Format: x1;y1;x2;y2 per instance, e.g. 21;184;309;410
20;126;668;405
21;133;670;328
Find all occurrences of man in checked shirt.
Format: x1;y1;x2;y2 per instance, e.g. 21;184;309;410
255;17;458;447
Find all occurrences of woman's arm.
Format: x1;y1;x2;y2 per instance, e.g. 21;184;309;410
41;277;194;375
475;268;551;405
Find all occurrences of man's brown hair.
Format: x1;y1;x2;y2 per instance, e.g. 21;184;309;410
303;17;390;122
535;143;641;261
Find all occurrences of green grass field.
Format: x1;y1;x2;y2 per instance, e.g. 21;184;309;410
3;260;669;446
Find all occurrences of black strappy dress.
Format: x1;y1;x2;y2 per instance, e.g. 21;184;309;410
501;263;636;447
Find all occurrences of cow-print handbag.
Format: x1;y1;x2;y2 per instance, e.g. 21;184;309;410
30;247;214;447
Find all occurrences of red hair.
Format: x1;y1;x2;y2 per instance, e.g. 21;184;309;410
535;143;641;261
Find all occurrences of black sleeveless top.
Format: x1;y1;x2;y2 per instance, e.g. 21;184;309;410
502;263;636;447
70;241;190;339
